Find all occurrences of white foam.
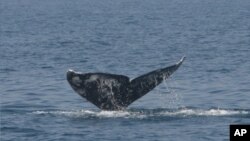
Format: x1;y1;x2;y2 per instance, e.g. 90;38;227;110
161;108;249;116
32;108;249;119
97;111;130;118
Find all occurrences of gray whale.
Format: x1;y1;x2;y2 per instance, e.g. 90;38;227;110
67;57;185;110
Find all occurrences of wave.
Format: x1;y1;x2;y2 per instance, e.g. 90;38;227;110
31;107;250;119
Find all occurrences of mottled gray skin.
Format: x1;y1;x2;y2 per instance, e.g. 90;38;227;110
67;57;185;110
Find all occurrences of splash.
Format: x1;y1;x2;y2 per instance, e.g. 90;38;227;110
32;107;249;119
32;109;143;118
160;108;249;117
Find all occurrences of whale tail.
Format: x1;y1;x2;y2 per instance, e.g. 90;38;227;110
127;56;185;104
67;57;185;110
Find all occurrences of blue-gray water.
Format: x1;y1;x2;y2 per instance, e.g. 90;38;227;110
1;0;250;140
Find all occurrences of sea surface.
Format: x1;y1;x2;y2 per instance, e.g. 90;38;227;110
1;0;250;141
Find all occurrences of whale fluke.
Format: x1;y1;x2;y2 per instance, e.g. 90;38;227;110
67;57;185;110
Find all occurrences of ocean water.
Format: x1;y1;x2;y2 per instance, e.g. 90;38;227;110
1;0;250;140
